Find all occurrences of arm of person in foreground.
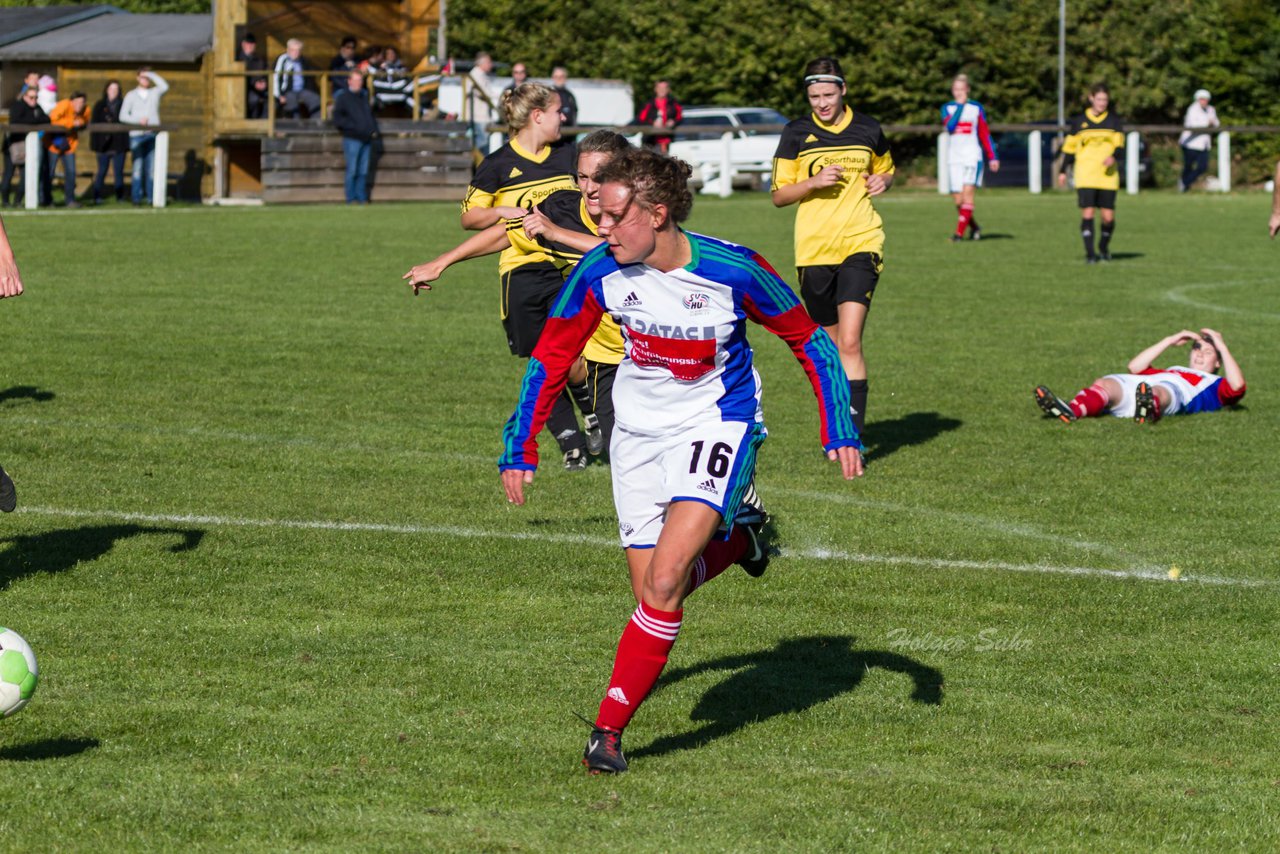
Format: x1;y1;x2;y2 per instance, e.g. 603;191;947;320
0;216;24;298
402;222;511;292
737;249;863;479
1127;330;1200;373
499;254;608;503
1270;160;1280;238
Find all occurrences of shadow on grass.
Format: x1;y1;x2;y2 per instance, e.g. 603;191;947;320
972;232;1015;240
631;634;943;759
0;736;100;761
0;385;56;405
0;525;205;591
864;411;963;463
1102;252;1144;261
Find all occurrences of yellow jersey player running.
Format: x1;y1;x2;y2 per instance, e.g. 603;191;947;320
771;56;894;442
1058;83;1124;264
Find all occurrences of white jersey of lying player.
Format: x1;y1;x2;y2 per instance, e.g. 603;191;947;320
942;100;998;166
499;232;858;466
1103;365;1245;418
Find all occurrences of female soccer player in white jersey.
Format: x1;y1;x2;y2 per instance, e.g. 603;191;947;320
771;57;894;442
498;148;863;774
941;74;999;241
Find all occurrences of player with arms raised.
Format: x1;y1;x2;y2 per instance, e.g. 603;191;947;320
498;149;862;774
1035;328;1245;425
771;57;894;442
941;74;999;242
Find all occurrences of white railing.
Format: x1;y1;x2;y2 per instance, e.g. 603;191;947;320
22;130;170;209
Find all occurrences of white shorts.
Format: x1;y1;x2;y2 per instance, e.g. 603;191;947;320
611;419;766;549
1102;374;1185;418
947;161;984;193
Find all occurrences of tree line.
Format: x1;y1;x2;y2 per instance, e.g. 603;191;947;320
451;0;1280;181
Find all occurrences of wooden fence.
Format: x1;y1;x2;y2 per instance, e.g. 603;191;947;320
260;120;471;203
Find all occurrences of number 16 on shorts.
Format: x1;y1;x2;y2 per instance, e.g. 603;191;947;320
612;420;766;547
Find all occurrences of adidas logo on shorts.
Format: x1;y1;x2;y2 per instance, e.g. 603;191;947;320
621;291;642;307
696;478;718;494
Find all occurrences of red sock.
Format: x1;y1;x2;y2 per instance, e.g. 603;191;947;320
595;601;682;732
1071;383;1108;417
685;528;748;596
955;204;974;237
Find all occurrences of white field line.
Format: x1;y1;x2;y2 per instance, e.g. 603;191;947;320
1165;281;1280;319
18;505;1269;588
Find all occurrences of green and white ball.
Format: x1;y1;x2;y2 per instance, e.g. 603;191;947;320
0;627;38;718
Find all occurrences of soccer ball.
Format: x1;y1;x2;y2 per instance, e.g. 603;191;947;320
0;627;38;718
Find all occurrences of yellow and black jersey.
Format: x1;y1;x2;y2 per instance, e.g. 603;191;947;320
772;109;895;266
505;188;624;364
1060;110;1125;190
462;138;577;273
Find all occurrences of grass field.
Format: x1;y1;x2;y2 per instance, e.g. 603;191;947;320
1;188;1278;851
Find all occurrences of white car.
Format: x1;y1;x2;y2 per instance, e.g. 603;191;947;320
666;107;789;193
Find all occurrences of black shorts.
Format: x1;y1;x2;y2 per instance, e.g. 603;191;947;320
797;253;882;327
1077;188;1117;210
501;261;566;357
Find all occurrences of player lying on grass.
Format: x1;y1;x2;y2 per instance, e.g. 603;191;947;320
498;148;863;774
1035;328;1245;425
404;130;632;456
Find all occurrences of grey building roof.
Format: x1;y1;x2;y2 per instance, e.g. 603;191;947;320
0;5;123;49
0;13;212;64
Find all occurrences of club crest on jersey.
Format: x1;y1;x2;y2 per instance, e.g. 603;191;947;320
683;292;712;313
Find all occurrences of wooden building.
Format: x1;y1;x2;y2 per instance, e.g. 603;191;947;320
212;0;459;203
0;11;214;199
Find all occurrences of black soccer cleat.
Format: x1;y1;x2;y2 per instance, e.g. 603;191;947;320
948;234;965;243
1134;382;1161;425
1034;385;1077;423
1099;250;1112;262
0;466;14;513
583;414;605;456
737;513;778;579
563;448;588;471
583;727;628;774
1085;254;1099;264
969;224;982;241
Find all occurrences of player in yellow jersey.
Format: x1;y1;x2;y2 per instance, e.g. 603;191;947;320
1058;83;1125;263
408;131;631;457
459;83;586;467
771;57;894;441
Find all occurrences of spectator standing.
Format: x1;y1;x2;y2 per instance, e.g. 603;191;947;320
47;90;90;207
551;66;578;128
1179;88;1219;192
3;88;49;207
329;36;358;97
466;52;498;155
503;62;529;95
273;39;322;118
36;76;58;115
636;80;682;152
331;71;379;204
121;68;169;205
90;80;129;204
238;33;268;119
18;71;39;97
